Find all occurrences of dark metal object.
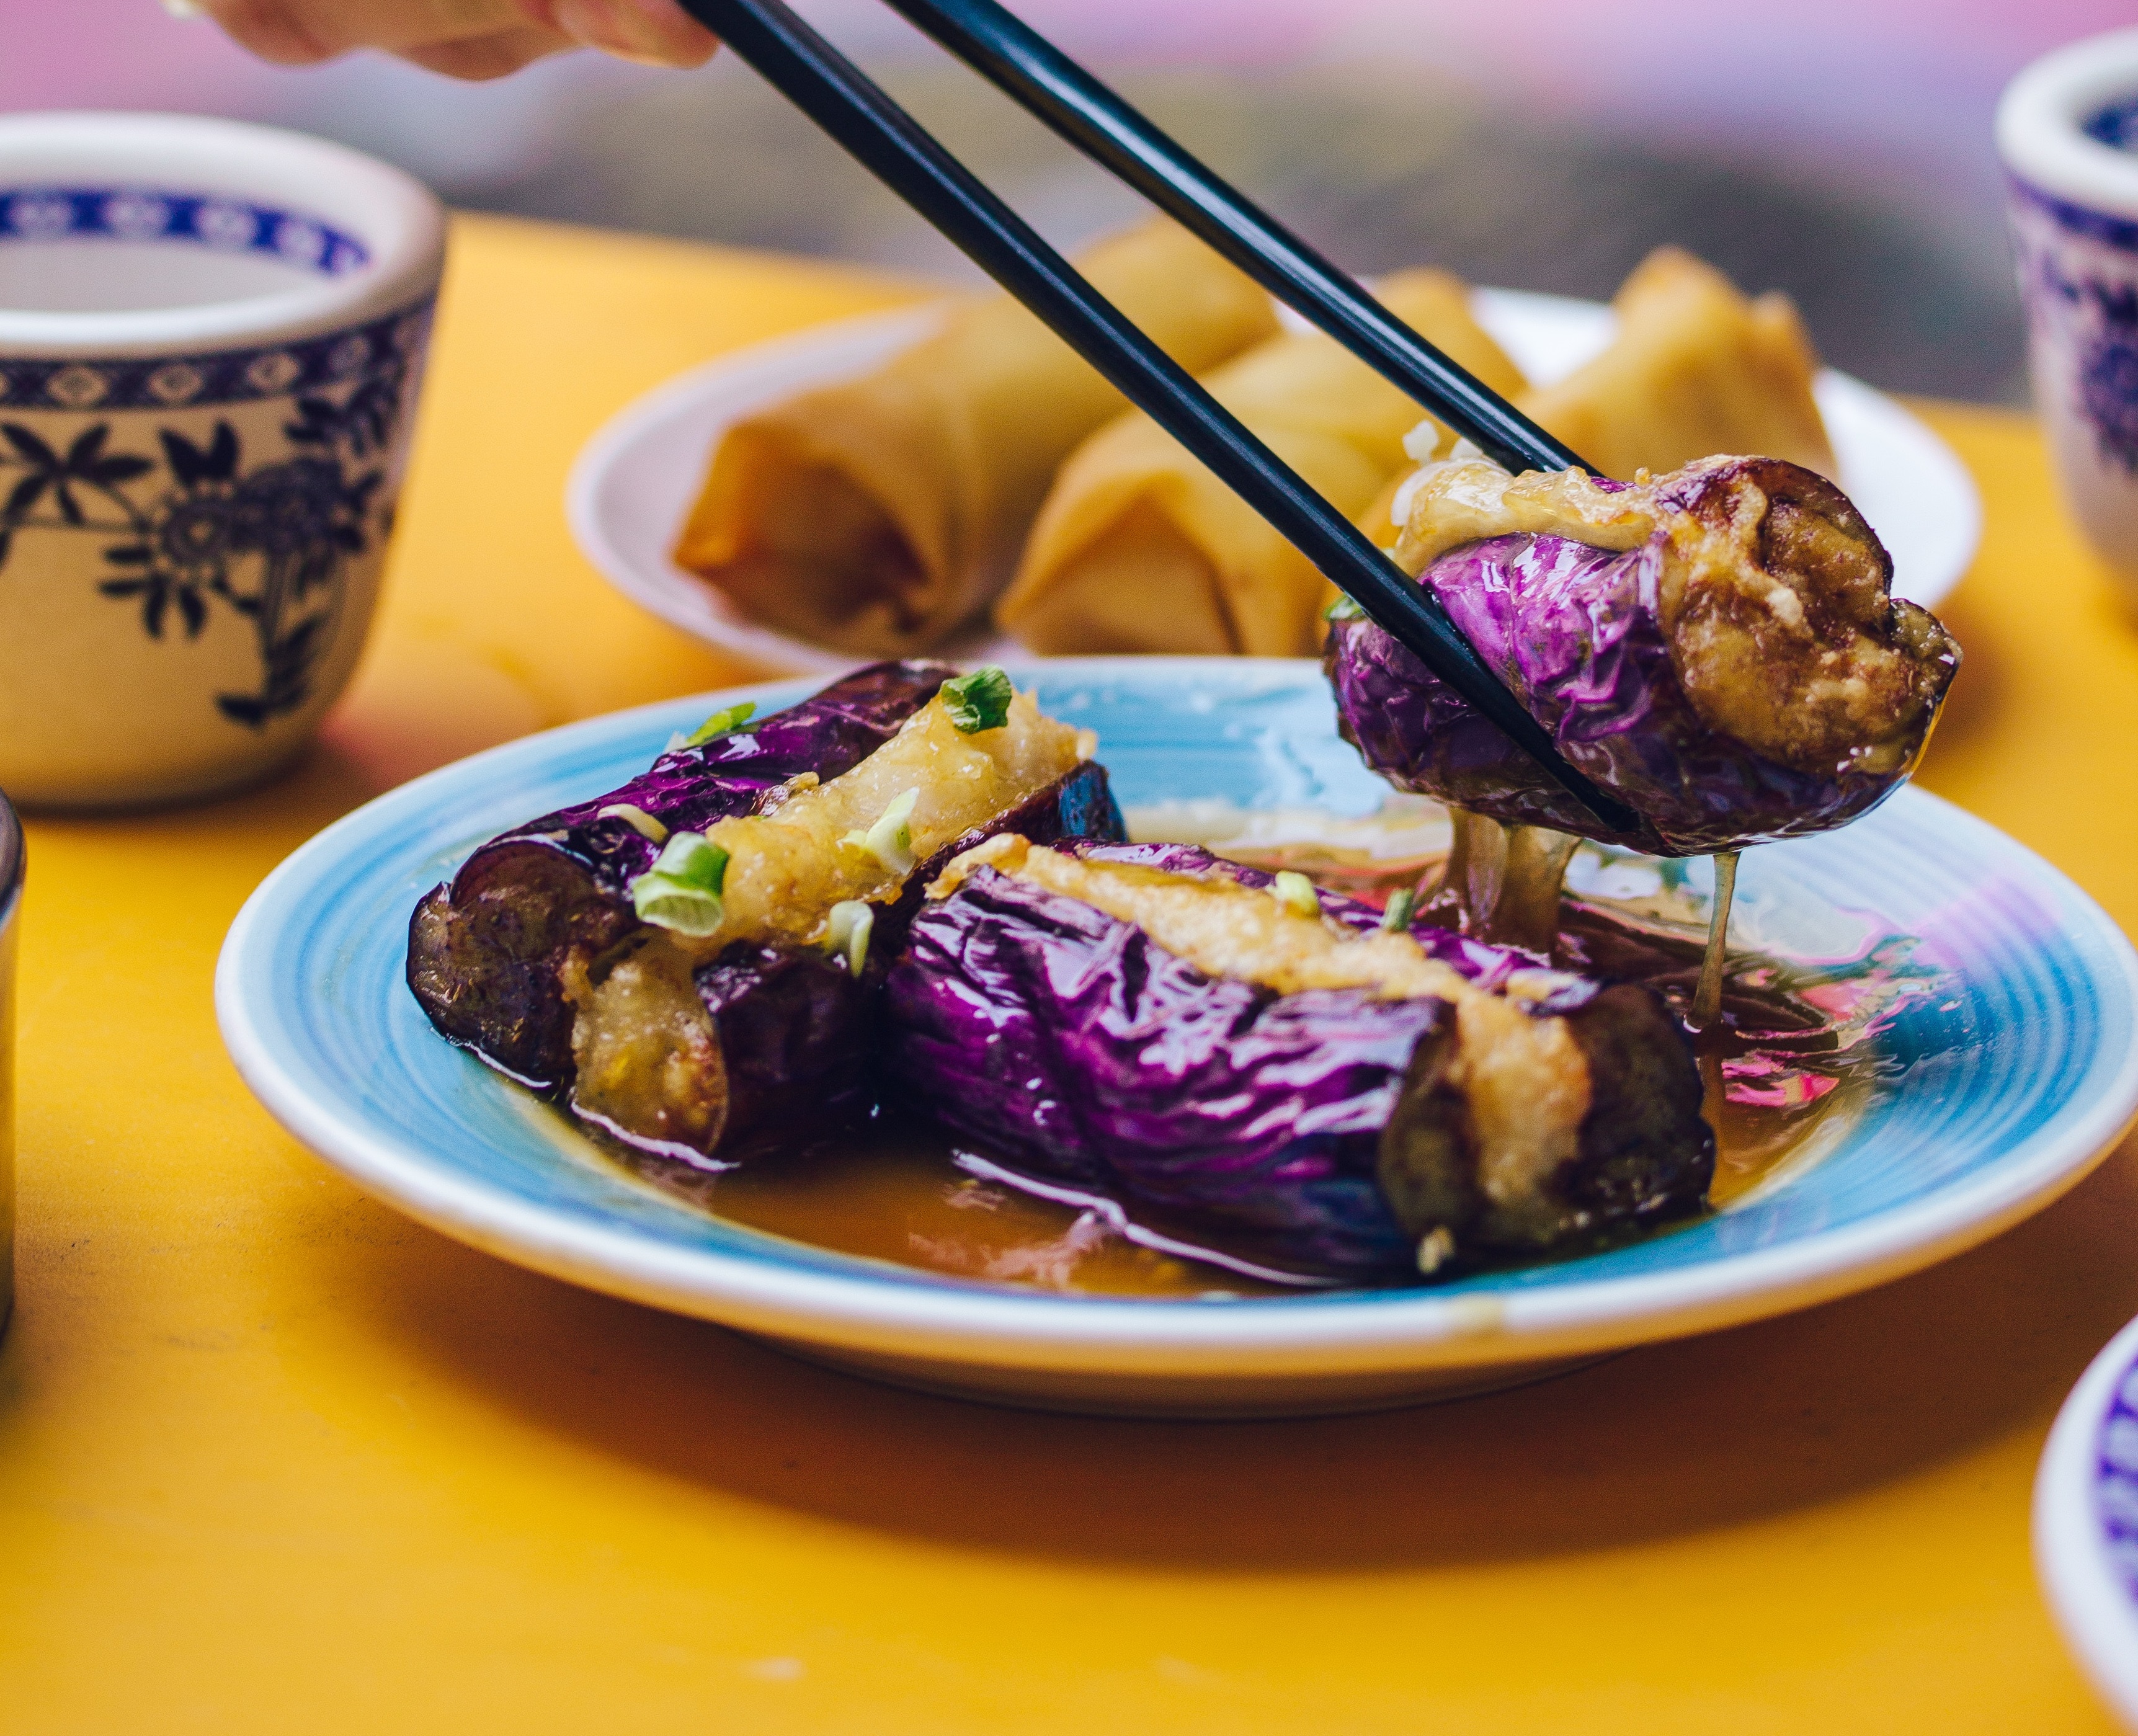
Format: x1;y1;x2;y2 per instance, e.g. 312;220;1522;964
672;0;1639;835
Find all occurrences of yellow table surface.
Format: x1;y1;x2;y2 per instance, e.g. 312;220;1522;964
4;214;2136;1734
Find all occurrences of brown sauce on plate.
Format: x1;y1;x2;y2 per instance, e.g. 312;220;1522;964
576;837;1930;1298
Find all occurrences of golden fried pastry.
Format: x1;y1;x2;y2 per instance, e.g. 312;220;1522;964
997;269;1526;657
1518;247;1835;481
670;218;1279;658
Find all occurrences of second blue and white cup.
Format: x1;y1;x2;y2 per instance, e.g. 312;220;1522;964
2002;29;2138;601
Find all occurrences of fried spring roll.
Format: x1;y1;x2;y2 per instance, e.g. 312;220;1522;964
996;269;1528;657
670;219;1279;658
1519;247;1836;481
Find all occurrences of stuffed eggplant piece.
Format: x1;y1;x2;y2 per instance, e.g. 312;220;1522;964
886;838;1712;1285
408;662;1125;1163
409;659;956;1087
1325;452;1961;856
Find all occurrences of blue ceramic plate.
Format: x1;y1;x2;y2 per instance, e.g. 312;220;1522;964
217;659;2138;1417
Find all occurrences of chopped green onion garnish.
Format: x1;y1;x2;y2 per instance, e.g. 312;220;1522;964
651;830;730;887
839;788;920;876
1322;594;1365;623
1272;870;1322;920
940;665;1014;734
597;803;668;845
682;701;756;749
628;830;731;935
1380;887;1416;932
825;900;875;974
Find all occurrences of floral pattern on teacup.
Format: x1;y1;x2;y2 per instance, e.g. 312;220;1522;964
0;298;429;729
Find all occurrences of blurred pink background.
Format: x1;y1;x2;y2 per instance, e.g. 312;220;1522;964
5;0;2132;398
11;0;2126;176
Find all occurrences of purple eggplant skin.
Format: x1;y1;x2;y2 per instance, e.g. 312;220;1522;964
884;846;1714;1284
881;760;1126;958
886;863;1447;1281
693;942;878;1160
1107;845;1713;1250
1088;845;1713;1252
406;754;1126;1076
523;659;968;897
406;659;958;1087
1325;460;1960;856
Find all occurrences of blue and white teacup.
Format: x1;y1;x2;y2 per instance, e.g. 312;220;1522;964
0;112;443;809
2002;30;2138;600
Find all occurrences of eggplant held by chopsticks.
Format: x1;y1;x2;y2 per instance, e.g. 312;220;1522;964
1327;452;1961;859
408;661;1125;1163
886;838;1713;1285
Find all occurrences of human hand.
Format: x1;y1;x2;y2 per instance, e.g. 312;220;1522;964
178;0;719;81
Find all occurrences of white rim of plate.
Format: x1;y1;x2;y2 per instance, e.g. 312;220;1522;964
2038;1310;2138;1729
565;295;1980;679
215;665;2138;1378
1998;27;2138;218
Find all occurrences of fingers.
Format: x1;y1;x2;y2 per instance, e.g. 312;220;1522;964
520;0;718;67
396;22;574;78
199;0;522;62
190;0;716;71
196;0;341;64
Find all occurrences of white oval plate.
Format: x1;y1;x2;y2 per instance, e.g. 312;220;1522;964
2038;1311;2138;1729
217;659;2135;1417
568;290;1982;677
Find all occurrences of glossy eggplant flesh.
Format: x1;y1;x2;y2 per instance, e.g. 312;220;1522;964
893;838;1713;1283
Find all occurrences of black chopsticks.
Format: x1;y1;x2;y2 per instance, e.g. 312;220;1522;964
674;0;1637;835
880;0;1594;480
